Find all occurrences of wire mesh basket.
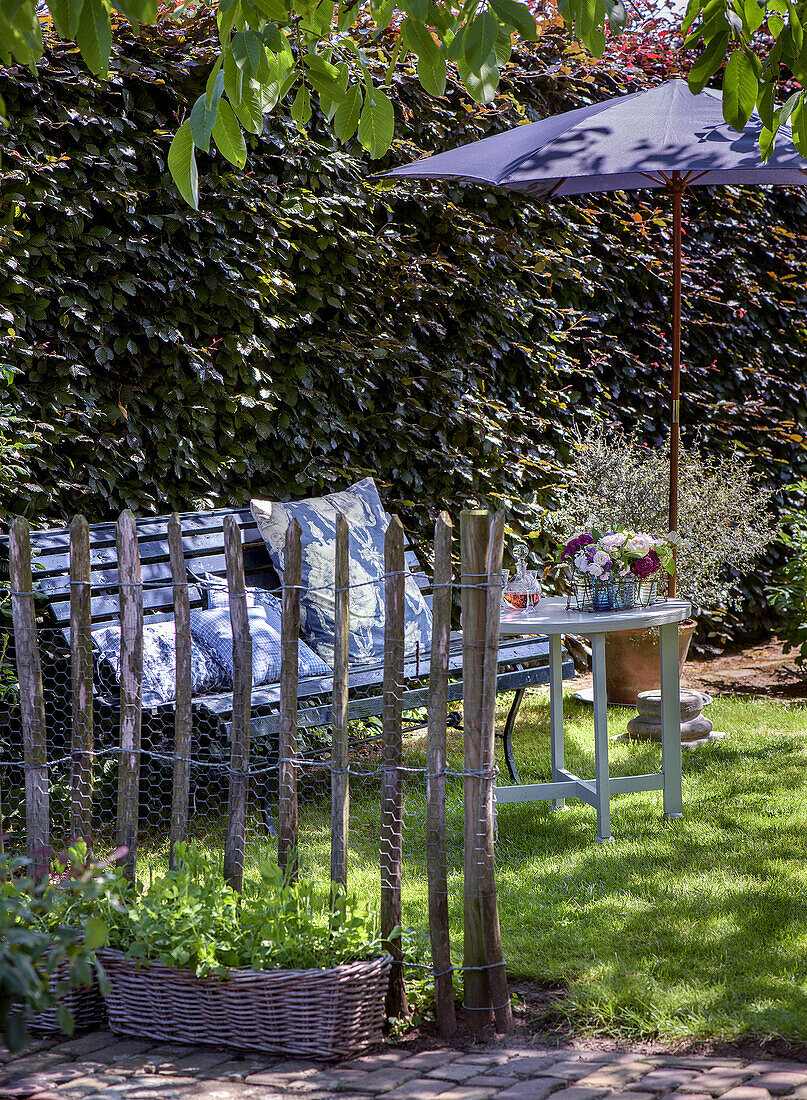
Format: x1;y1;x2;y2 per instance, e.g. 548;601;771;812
566;573;663;613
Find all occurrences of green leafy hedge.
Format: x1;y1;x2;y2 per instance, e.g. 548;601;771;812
1;21;806;643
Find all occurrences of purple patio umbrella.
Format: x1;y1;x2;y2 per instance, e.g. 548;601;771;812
382;79;807;594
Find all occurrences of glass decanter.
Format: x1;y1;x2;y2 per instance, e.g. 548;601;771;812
502;543;541;613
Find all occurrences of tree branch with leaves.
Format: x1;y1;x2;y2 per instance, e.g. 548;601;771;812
1;0;804;209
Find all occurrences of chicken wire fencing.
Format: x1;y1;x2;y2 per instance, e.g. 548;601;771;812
0;613;465;883
1;509;515;1033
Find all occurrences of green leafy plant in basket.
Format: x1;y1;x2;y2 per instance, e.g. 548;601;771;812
103;842;391;976
0;841;116;1051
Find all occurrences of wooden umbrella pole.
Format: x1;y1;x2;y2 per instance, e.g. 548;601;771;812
668;171;684;598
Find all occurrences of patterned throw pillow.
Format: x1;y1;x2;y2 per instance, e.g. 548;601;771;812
189;603;330;688
92;619;227;708
204;573;282;613
250;477;433;668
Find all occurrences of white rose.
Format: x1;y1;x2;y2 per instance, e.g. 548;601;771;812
592;550;611;567
626;533;654;556
588;563;604;578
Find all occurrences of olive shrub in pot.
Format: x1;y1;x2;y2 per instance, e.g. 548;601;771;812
546;427;777;702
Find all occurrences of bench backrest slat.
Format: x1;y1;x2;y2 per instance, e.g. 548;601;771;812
7;507;431;632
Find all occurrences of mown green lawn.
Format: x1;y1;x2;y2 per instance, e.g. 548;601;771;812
487;692;807;1043
146;688;807;1044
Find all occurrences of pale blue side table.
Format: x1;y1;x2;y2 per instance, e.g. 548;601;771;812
497;596;692;842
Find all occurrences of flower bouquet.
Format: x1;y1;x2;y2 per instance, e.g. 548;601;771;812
559;529;676;612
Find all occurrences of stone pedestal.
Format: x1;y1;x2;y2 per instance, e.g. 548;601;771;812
626;690;728;749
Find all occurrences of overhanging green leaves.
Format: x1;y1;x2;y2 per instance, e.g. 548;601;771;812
47;0;84;40
75;0;110;75
463;10;498;75
333;80;362;139
489;0;536;41
357;84;393;155
167;119;198;209
402;18;445;95
722;49;758;129
211;97;247;166
189;92;217;152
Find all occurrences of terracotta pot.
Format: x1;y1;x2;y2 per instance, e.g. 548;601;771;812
604;619;697;705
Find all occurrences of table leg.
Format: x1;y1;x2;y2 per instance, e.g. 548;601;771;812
591;633;611;843
549;633;565;810
660;621;683;820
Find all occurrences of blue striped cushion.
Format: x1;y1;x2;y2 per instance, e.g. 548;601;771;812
189;604;330;688
204;574;282;614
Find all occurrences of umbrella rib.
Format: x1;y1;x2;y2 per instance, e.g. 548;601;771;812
545;178;568;198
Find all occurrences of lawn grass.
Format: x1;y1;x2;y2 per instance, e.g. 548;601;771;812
488;692;807;1042
140;688;807;1044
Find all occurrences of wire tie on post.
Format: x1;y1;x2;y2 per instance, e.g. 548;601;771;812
462;1000;512;1012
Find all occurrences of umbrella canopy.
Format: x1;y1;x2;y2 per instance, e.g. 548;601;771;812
383;79;807;594
385;79;807;196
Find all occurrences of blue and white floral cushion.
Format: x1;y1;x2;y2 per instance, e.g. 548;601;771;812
189;601;330;687
250;477;433;668
92;619;227;708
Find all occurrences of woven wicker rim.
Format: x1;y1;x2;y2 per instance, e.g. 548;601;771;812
100;947;390;983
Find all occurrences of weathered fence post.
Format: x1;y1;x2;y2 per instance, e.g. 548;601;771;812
223;515;252;893
70;515;93;842
278;519;301;880
460;509;512;1031
331;512;350;890
460;508;492;1028
116;510;143;882
169;514;192;871
9;518;50;871
381;516;407;1020
479;510;512;1033
427;512;458;1036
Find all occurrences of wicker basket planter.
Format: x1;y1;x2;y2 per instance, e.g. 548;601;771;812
98;948;391;1059
30;961;106;1034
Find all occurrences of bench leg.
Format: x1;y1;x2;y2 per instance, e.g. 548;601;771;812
262;765;278;837
262;790;278;836
499;687;526;784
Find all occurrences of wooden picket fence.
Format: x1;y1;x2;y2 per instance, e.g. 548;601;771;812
6;508;511;1035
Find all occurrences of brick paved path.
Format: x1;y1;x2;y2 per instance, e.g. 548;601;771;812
4;1032;807;1100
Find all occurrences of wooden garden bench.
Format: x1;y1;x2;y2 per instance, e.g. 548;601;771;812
4;507;575;784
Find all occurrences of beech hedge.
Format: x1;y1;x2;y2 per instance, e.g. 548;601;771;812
1;20;806;642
